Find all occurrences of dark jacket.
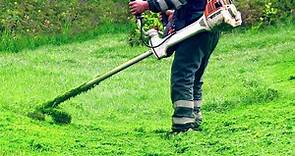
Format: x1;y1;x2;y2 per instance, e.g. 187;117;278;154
147;0;207;30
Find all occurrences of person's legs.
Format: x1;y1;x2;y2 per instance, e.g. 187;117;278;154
171;34;205;132
171;31;220;132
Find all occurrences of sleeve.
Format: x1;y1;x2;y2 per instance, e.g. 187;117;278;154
147;0;187;12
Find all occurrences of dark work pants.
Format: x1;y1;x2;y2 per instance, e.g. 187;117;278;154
171;31;220;103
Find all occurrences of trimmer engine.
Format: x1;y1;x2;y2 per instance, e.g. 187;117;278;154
205;0;242;28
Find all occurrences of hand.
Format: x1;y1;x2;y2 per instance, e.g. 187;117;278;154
161;10;175;36
160;10;174;22
166;10;174;22
129;0;149;15
160;10;174;27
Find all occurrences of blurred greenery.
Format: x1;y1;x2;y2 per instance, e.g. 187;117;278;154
235;0;295;26
0;0;131;52
0;0;293;52
0;0;129;35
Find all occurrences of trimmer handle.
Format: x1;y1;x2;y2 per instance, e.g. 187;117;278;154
130;0;143;20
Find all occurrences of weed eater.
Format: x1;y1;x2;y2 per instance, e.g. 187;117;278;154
28;0;242;124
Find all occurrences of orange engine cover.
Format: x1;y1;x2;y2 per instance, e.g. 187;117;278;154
205;0;232;17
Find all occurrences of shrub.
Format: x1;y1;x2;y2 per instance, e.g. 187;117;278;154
235;0;295;26
0;0;130;52
0;0;129;36
128;12;163;47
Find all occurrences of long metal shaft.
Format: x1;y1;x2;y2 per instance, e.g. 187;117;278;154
41;50;153;109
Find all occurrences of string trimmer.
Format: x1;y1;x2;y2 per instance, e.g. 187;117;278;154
28;0;242;124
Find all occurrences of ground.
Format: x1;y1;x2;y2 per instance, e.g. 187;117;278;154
0;25;294;155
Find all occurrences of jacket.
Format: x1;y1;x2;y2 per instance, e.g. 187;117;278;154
147;0;207;30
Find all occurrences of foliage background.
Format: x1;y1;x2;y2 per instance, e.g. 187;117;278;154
0;0;293;52
0;0;129;36
236;0;294;25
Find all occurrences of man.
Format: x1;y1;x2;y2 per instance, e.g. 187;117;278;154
129;0;220;132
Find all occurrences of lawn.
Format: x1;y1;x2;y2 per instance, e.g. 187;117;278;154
0;25;294;155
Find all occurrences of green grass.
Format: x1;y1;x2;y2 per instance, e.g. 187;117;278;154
0;22;133;53
0;24;294;155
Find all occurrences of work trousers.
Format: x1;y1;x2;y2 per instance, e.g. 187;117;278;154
171;30;220;130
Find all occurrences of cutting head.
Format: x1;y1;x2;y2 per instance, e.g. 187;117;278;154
205;0;242;28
